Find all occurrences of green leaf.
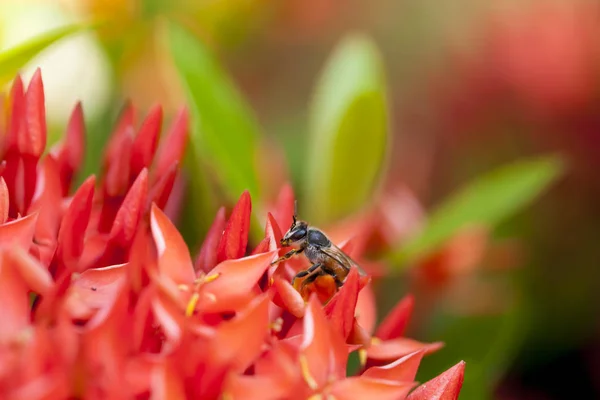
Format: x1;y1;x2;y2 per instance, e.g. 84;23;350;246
168;22;263;237
0;24;93;86
391;155;565;266
416;301;523;400
168;22;261;201
304;34;389;224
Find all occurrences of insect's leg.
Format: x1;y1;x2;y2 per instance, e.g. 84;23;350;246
292;263;321;282
300;271;322;287
306;262;322;274
270;247;305;266
292;263;322;291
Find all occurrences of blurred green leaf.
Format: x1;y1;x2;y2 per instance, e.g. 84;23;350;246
178;135;220;249
168;21;265;240
304;34;388;224
391;155;565;267
0;24;93;86
169;23;261;205
416;300;523;400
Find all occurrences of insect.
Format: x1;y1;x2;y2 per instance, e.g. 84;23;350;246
270;202;367;296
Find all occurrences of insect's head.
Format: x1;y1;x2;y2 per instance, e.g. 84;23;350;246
281;201;308;247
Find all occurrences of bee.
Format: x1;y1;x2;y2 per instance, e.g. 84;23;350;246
270;202;367;295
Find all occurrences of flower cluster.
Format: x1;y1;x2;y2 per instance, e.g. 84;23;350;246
0;70;464;399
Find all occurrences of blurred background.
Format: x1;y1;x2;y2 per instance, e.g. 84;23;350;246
1;0;599;398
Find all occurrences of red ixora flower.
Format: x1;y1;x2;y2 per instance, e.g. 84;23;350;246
0;70;465;399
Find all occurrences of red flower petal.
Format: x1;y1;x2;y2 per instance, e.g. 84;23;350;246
329;377;415;400
66;264;126;323
197;251;276;313
78;233;108;272
349;319;371;347
324;268;360;339
5;246;53;296
362;350;425;382
108;168;148;248
0;248;52;339
153;107;188;182
209;294;269;372
125;356;154;397
251;212;283;256
52;102;85;195
29;155;63;243
216;191;251;263
224;374;294;400
0;177;9;224
265;212;283;251
273;183;295;231
0;212;38;249
79;278;131;397
407;361;465;400
367;338;444;362
272;277;305;318
6;74;24;153
103;128;134;198
151;291;186;347
150;203;195;284
0;252;29;339
375;293;414;340
250;237;270;256
150;362;186;400
55;175;95;273
194;207;226;274
147;161;178;210
104;101;135;170
130;104;162;180
253;340;301;385
300;296;338;389
356;281;377;334
20;68;46;158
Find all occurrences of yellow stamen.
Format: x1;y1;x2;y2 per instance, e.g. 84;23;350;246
299;355;319;390
269;276;274;286
370;337;382;345
358;348;367;367
185;292;200;317
204;273;220;283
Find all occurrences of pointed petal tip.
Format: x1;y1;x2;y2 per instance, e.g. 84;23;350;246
108;168;149;246
150;202;195;284
407;360;465;400
21;66;47;157
216;191;253;262
272;277;305;318
363;349;425;382
375;292;415;340
324;267;360;338
195;206;227;273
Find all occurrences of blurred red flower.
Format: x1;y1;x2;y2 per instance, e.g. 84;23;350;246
0;71;465;399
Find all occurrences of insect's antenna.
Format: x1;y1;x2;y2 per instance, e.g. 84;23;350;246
293;201;298;224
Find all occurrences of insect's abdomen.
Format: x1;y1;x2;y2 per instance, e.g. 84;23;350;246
322;259;349;282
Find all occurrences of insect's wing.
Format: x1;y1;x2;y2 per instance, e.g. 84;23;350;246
320;244;368;277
